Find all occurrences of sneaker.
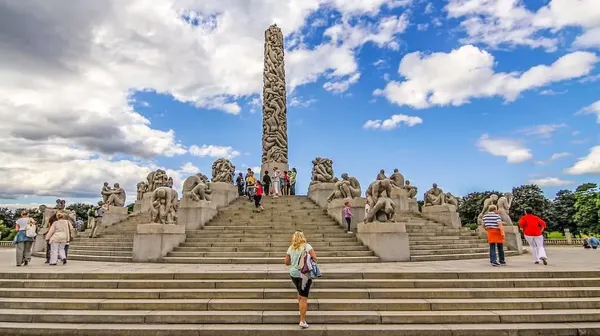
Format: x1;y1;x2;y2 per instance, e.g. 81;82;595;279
491;262;500;267
347;231;353;234
299;321;309;329
534;261;540;264
23;260;29;266
541;257;548;265
500;262;507;266
62;259;67;265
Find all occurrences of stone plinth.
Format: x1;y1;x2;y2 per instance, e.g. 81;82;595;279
133;200;142;213
308;182;335;209
141;192;154;213
327;198;366;232
177;199;218;231
357;222;410;262
503;225;524;255
102;206;128;228
260;162;289;181
210;182;238;208
33;227;49;253
132;224;186;263
422;204;461;229
389;188;419;213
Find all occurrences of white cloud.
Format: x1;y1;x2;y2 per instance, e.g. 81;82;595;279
540;89;567;96
189;145;240;159
363;114;423;130
289;96;318;108
578;100;600;123
520;124;567;138
529;177;576;187
476;134;533;164
446;0;600;50
417;23;429;31
179;162;201;175
424;3;435;14
376;45;598;109
565;146;600;175
0;203;59;210
324;73;361;93
535;152;571;165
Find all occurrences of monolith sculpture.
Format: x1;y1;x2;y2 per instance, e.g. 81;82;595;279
261;24;289;176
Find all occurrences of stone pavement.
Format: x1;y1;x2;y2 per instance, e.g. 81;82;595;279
1;246;597;274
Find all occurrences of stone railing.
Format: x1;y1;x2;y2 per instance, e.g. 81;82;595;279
522;238;584;246
0;241;13;248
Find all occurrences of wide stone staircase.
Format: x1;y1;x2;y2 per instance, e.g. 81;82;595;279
164;196;380;264
2;269;600;335
397;214;520;262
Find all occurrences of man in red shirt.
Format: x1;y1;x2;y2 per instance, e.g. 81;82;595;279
518;207;548;265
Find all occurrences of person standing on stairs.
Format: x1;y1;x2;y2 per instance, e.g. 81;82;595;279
262;171;271;196
254;181;264;212
344;201;353;234
236;172;245;197
285;231;318;329
271;167;281;198
482;205;506;266
518;207;548;265
290;168;297;196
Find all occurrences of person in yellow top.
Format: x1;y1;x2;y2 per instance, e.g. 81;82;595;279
245;171;257;202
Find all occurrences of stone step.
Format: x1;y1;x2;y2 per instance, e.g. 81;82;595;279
73;238;134;243
406;232;477;237
183;237;357;243
409;243;488;250
3;274;598;285
2;287;599;300
3;309;600;325
2;297;600;311
410;247;489;256
410;251;521;262
161;256;381;264
408;236;484;241
64;245;134;252
68;243;134;249
202;226;344;232
166;251;374;258
64;249;133;257
31;253;132;263
185;232;352;238
4;322;600;336
172;245;371;252
179;241;363;248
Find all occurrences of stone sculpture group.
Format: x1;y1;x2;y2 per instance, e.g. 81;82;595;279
478;192;514;226
211;159;235;184
327;173;362;202
182;173;211;202
101;182;126;207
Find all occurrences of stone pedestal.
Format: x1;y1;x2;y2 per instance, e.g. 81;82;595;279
357;222;410;262
503;225;524;254
476;225;487;239
133;200;142;213
308;182;335;208
211;182;238;208
33;227;49;253
141;192;154;213
389;188;419;213
260;162;289;181
101;206;128;228
177;199;218;231
41;208;57;227
132;224;186;262
327;198;366;232
422;204;461;229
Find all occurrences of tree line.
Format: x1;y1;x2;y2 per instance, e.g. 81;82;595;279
458;183;600;235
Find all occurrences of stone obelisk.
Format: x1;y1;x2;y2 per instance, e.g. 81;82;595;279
261;24;289;177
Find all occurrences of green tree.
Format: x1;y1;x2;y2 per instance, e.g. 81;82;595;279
458;190;501;225
0;207;15;228
127;203;135;214
509;184;552;224
548;189;577;233
66;203;94;221
573;183;600;234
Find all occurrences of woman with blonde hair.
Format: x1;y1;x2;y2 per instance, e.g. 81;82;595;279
45;212;72;265
285;230;318;329
14;211;35;266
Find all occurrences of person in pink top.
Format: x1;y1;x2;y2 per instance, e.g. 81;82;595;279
343;201;353;234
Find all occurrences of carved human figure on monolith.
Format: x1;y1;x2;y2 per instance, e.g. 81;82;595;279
389;169;405;188
423;183;446;206
261;24;289;170
497;192;514;226
310;157;334;184
211;159;235;183
101;182;112;202
376;169;387;180
146;169;168;192
150;187;179;225
182;174;212;202
327;173;361;202
365;179;396;222
106;183;126;207
477;194;499;225
403;180;418;199
446;192;459;207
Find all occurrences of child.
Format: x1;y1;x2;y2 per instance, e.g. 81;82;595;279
344;201;353;234
254;181;264;212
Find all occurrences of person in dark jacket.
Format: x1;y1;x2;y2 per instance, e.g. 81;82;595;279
262;171;271;196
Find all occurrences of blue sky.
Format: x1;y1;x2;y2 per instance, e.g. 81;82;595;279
0;0;598;209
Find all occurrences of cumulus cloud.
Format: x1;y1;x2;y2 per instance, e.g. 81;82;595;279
446;0;600;50
189;145;241;159
578;100;600;123
529;177;576;187
375;45;598;109
363;114;423;130
476;134;533;163
179;162;201;175
535;152;571;165
519;124;567;138
565;146;600;175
